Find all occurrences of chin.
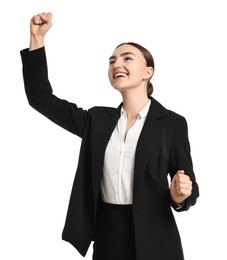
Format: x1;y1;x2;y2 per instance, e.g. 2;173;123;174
112;82;128;90
112;86;127;93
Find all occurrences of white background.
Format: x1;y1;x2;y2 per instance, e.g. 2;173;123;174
1;0;226;259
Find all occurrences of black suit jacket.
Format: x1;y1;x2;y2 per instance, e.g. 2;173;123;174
21;47;199;260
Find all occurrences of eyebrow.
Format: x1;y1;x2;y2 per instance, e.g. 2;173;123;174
109;52;136;60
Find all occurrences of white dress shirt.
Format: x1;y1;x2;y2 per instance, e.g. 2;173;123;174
101;100;151;204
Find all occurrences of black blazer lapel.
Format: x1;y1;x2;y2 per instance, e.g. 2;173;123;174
90;104;122;199
133;97;168;192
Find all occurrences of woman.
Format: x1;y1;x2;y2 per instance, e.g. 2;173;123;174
21;12;199;260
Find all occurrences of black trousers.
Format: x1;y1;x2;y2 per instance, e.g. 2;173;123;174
93;200;136;260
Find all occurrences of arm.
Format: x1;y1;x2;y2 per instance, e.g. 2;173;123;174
21;13;89;137
169;117;199;211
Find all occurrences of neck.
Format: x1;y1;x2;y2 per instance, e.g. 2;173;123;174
121;89;149;119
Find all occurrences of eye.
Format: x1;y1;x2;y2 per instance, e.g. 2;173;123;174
109;59;115;65
124;56;133;61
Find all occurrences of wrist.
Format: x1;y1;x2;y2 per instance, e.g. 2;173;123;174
171;197;184;205
29;35;44;51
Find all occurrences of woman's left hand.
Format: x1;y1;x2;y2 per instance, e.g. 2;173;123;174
170;170;192;205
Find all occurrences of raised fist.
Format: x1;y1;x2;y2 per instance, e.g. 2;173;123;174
30;12;52;38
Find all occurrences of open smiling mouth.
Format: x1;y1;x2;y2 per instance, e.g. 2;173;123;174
114;73;128;78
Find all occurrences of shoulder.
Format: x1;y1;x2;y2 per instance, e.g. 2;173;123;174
166;109;187;125
151;97;187;124
88;106;117;116
151;98;188;133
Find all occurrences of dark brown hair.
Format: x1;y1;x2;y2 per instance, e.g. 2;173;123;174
116;42;155;96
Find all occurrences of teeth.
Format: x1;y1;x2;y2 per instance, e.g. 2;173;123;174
115;73;127;78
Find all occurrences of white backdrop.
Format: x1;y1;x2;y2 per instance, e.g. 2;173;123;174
1;0;226;259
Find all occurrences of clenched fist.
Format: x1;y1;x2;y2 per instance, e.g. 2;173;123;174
29;12;52;51
170;170;192;205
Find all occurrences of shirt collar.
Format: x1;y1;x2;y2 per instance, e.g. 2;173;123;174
121;99;151;119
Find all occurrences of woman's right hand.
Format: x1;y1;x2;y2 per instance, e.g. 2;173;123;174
29;12;52;51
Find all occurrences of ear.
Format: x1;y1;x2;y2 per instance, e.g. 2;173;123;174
143;66;154;80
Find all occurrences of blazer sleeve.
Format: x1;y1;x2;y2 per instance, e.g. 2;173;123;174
169;116;199;212
20;47;88;138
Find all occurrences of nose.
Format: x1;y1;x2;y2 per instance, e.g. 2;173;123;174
113;58;123;68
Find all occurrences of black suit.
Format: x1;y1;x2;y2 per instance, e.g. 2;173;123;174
21;47;199;260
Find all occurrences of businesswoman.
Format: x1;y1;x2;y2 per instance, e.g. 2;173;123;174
20;12;199;260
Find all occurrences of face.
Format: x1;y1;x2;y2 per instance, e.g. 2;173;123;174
108;44;153;93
